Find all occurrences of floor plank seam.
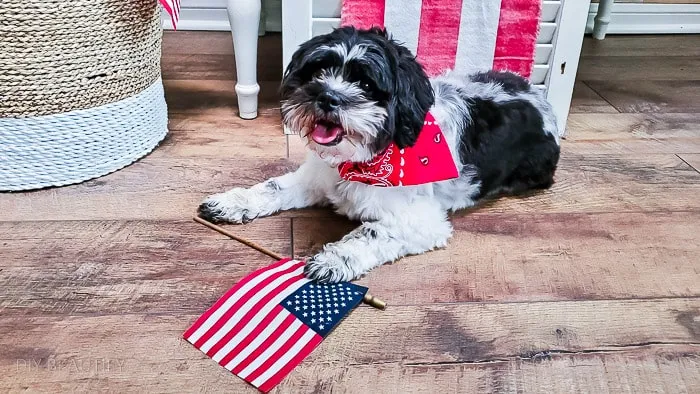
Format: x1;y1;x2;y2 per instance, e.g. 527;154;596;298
400;343;700;367
285;135;289;158
290;218;296;258
3;209;700;224
582;80;623;114
351;295;700;308
4;296;700;318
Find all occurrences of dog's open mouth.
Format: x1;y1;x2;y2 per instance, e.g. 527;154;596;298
310;120;345;146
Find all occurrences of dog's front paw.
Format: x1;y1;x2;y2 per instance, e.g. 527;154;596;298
304;250;360;284
198;188;263;224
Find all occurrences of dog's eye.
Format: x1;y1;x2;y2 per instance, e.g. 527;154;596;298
360;81;371;90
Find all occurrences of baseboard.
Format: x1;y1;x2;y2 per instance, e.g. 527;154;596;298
586;4;700;34
166;3;700;35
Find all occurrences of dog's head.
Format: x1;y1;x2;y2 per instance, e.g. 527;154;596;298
281;27;434;166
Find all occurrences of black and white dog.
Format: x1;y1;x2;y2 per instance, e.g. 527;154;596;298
199;27;560;283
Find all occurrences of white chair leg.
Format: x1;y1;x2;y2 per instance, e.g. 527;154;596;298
227;0;261;119
593;0;613;40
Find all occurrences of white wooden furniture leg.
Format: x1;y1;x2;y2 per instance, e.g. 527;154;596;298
227;0;261;119
593;0;613;40
546;0;592;136
282;0;312;73
259;5;266;36
281;0;313;133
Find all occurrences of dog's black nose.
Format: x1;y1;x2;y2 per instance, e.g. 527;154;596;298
317;91;341;111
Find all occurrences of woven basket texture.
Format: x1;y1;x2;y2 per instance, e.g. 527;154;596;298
0;0;168;191
0;78;168;191
0;0;162;117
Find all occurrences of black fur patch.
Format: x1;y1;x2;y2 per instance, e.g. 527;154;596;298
470;70;531;94
459;97;560;198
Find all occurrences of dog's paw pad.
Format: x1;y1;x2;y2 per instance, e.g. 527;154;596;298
197;190;261;224
197;201;227;223
304;252;357;283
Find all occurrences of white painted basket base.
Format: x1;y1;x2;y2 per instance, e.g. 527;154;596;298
0;79;169;191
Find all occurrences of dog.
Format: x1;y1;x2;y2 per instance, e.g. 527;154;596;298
199;27;560;283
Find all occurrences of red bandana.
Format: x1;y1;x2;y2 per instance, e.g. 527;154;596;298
338;113;459;187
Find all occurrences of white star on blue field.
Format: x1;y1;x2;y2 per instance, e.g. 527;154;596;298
281;282;368;337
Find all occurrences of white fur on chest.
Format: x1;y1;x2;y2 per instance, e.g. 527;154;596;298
305;153;434;221
330;180;433;221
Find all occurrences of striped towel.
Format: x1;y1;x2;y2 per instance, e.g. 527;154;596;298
341;0;541;78
160;0;181;29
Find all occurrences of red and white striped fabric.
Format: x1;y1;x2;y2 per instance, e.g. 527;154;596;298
159;0;181;29
184;258;368;392
341;0;541;79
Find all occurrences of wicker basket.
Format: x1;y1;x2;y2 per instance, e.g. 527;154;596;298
0;0;168;191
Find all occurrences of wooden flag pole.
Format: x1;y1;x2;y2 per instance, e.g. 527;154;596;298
193;216;387;310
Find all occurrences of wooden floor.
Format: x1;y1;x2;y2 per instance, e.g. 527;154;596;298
2;32;700;393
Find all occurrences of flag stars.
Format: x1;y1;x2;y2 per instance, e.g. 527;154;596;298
283;285;366;334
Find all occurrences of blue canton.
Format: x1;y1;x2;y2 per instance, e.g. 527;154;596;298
281;282;368;337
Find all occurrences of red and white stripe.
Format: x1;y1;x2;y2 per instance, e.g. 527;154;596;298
159;0;181;29
184;259;321;392
341;0;541;78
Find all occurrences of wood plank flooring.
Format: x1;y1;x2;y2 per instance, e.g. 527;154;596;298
1;32;699;393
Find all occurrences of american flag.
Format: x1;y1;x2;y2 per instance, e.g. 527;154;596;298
184;258;368;392
341;0;541;78
159;0;181;29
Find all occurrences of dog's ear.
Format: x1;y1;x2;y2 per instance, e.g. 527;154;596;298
388;43;434;148
281;39;315;99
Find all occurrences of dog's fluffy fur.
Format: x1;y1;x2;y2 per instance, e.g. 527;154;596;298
199;27;560;283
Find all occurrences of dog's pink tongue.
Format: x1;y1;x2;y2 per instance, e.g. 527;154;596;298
310;123;342;144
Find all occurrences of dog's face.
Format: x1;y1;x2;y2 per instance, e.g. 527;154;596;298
281;27;434;166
